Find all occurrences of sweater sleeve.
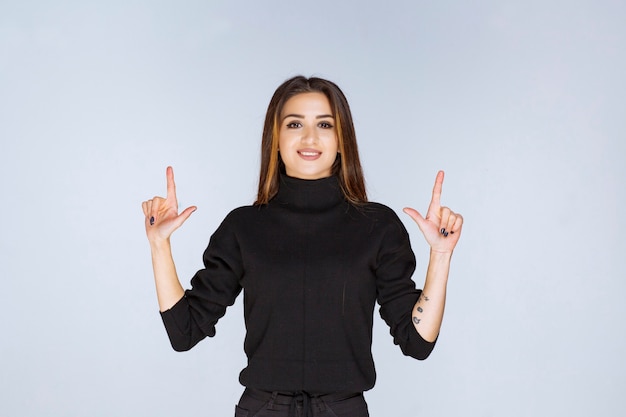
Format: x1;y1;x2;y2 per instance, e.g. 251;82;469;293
375;208;437;360
160;213;243;352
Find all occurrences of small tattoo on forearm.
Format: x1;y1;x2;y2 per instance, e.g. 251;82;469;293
413;317;421;325
419;294;430;302
417;306;423;313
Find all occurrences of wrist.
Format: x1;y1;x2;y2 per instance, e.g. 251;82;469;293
149;237;172;254
429;249;453;263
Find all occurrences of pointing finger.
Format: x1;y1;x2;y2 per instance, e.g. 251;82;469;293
429;170;444;210
166;166;177;203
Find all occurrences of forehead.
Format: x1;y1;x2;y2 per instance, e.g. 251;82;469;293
281;92;332;116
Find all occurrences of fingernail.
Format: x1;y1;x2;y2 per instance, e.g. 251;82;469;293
440;228;446;235
444;231;449;237
450;231;455;234
150;216;155;226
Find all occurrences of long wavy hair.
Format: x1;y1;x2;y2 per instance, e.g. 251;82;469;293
255;76;367;205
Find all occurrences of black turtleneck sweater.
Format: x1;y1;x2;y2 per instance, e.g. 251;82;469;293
160;175;436;393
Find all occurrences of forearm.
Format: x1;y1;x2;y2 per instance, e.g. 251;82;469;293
412;250;452;342
150;239;185;312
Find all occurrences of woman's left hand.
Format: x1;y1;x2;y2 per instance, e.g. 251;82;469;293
403;171;463;254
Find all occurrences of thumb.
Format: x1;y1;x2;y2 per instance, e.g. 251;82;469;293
173;206;197;228
403;207;427;231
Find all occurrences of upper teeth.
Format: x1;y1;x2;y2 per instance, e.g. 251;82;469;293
301;152;318;156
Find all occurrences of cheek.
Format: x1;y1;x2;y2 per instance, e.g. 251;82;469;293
326;134;339;153
277;132;290;150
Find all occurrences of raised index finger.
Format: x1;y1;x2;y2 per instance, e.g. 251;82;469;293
166;166;177;202
429;170;444;209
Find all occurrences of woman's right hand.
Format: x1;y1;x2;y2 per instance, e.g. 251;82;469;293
141;166;197;244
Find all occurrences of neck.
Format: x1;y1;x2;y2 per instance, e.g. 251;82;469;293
274;174;344;211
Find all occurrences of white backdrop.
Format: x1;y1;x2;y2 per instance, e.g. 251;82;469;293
1;1;624;416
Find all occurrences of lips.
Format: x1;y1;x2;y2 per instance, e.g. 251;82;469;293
297;149;321;160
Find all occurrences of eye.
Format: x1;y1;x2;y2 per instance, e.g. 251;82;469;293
286;121;302;128
318;121;334;129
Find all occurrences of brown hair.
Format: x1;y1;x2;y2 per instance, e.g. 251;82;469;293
255;76;367;205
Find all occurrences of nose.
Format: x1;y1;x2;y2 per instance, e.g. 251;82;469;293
301;125;318;144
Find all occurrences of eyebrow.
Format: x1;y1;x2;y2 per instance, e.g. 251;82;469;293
282;113;335;121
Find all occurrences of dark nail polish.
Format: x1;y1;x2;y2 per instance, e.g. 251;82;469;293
444;231;449;237
440;228;446;235
150;216;155;226
450;231;455;234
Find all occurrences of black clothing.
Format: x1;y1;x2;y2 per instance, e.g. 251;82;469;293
235;388;369;417
161;175;435;393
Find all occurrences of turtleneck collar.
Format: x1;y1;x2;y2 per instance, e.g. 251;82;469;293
273;174;345;211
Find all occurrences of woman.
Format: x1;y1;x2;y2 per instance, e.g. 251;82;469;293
142;76;463;417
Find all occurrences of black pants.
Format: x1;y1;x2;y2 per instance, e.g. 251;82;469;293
235;388;370;417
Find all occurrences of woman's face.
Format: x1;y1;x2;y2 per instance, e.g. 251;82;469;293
278;92;338;180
